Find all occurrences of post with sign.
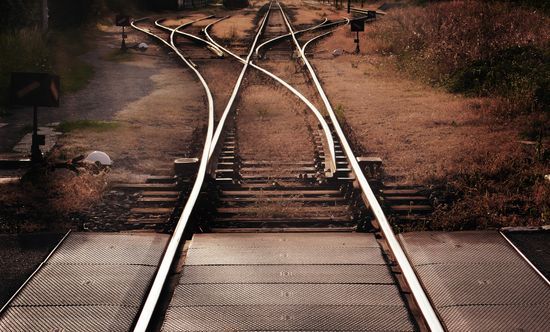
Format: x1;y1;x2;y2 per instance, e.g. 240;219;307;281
115;15;130;51
350;18;365;54
10;73;60;163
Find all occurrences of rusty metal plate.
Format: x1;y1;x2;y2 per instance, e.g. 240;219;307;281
0;305;138;332
180;264;394;284
169;283;405;306
49;233;169;266
10;264;157;306
190;232;380;249
399;231;517;265
439;304;550;331
415;263;550;306
161;305;416;331
185;247;386;265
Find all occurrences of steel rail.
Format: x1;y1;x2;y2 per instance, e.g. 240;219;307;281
0;230;71;315
276;2;445;331
254;17;327;57
255;17;349;57
200;18;337;175
130;18;215;332
155;17;225;57
205;2;273;173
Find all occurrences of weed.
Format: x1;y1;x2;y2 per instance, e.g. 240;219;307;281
56;120;120;133
256;108;269;119
334;104;345;120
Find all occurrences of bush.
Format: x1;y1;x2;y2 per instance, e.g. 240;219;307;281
448;46;549;114
368;1;550;84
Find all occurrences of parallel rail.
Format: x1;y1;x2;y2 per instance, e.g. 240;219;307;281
276;2;444;330
131;2;444;331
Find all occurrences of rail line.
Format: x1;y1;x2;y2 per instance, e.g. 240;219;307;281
131;2;443;331
130;17;215;331
276;2;444;330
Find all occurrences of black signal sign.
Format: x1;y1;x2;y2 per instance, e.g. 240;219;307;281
350;19;365;32
10;73;60;107
115;15;130;27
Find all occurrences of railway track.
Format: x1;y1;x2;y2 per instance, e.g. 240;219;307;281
129;2;443;331
1;2;549;331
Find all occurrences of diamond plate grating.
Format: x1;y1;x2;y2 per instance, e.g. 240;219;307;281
415;262;550;307
438;304;550;332
180;264;394;284
11;264;157;306
49;233;169;265
169;283;406;306
184;247;386;265
190;233;380;249
400;231;550;330
161;305;416;331
0;305;138;332
398;231;513;266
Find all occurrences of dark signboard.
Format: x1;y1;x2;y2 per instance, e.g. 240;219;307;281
115;15;130;27
10;73;60;107
350;19;365;32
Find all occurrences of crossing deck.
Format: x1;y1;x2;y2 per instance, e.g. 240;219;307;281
0;233;169;331
160;232;417;331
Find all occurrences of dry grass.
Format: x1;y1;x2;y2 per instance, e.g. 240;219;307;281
367;1;550;83
311;0;550;229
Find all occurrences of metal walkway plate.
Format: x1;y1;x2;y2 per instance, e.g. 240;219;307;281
399;231;550;331
162;233;416;331
0;232;169;332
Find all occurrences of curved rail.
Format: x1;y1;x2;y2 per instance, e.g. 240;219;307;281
255;17;327;57
130;18;215;332
155;17;224;57
201;18;337;175
204;2;273;173
255;17;350;57
276;2;445;331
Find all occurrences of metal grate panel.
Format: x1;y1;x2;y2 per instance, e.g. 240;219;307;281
161;305;416;331
0;305;138;332
49;233;169;266
184;247;386;265
190;233;380;249
169;283;405;306
399;231;513;266
11;264;158;306
415;263;550;307
179;264;394;284
400;231;550;330
438;304;550;332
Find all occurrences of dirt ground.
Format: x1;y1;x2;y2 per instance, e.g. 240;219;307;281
237;72;316;164
312;52;520;184
0;18;207;232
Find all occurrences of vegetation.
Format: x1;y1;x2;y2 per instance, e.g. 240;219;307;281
56;120;120;133
367;0;549;229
